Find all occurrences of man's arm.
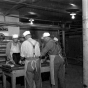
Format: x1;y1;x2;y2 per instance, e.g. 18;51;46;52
41;41;53;56
20;42;26;59
19;42;26;64
6;42;12;61
35;42;41;56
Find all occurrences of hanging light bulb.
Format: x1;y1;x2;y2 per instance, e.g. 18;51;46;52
30;21;33;25
70;13;76;19
29;18;34;25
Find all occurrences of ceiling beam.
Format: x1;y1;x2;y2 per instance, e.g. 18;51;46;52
3;0;66;16
4;0;25;16
0;21;59;29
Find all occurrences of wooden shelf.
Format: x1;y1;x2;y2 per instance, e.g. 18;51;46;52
0;49;6;51
0;59;6;62
0;54;6;57
0;41;7;74
0;45;6;47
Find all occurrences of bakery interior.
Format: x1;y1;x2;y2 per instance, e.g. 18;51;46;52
0;0;83;88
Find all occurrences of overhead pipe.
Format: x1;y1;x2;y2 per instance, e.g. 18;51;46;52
0;21;59;29
7;15;62;23
0;13;63;27
6;15;62;26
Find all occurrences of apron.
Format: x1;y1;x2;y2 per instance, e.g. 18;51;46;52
12;53;20;64
25;58;39;76
10;43;20;61
49;54;64;85
25;58;39;88
49;55;56;85
49;41;64;86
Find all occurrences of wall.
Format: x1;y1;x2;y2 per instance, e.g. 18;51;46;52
0;15;20;36
8;26;20;36
66;35;83;59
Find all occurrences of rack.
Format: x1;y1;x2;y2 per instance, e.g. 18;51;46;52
0;40;9;75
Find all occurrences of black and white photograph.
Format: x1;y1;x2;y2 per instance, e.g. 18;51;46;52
0;0;83;88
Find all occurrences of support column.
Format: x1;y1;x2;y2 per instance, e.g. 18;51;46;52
58;30;60;44
62;24;66;53
82;0;88;87
62;30;65;52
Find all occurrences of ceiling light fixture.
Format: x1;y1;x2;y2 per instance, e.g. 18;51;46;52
28;12;36;15
70;3;76;7
29;18;34;25
70;13;76;19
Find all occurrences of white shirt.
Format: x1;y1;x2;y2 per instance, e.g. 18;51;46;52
10;43;20;58
10;43;20;53
21;38;40;58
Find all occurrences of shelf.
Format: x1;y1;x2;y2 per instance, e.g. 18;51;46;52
0;54;6;57
0;40;7;74
0;52;6;54
0;51;5;53
0;59;6;62
0;45;6;47
0;48;6;50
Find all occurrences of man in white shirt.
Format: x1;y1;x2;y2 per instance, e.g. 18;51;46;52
21;31;41;88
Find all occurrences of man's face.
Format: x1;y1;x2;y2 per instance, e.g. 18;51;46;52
20;37;25;42
43;37;48;42
13;38;18;43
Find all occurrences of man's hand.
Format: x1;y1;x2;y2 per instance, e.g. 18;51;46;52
10;60;15;64
19;60;22;64
6;60;15;65
19;60;25;65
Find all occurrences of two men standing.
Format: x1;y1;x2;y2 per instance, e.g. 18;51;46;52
41;32;65;88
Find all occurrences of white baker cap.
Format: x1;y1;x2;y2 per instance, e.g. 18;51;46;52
54;37;58;41
23;31;31;37
12;34;18;38
42;32;50;39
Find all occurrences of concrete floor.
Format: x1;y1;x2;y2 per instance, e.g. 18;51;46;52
0;59;83;88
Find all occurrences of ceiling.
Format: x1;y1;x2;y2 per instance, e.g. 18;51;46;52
0;0;82;35
0;0;82;22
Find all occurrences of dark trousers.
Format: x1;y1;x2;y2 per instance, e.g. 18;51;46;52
26;60;41;88
52;55;65;88
12;53;20;64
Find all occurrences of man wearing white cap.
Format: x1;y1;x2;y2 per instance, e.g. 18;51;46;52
53;37;62;55
41;32;65;88
6;34;21;64
19;35;25;44
53;37;58;42
20;31;41;88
